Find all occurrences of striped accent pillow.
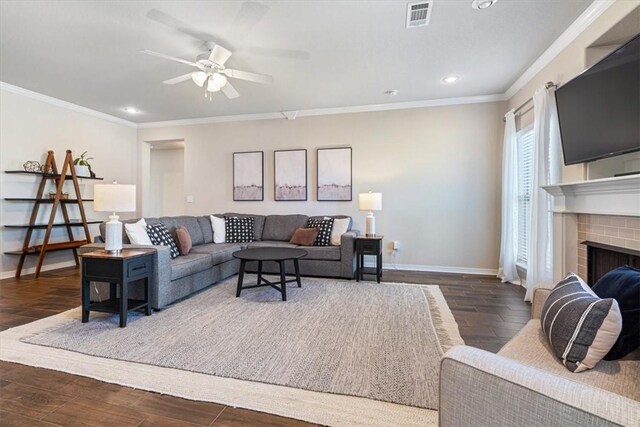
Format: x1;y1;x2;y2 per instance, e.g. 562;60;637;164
540;273;622;372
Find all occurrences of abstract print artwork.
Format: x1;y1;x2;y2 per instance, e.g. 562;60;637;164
317;147;352;201
274;149;307;201
233;151;264;201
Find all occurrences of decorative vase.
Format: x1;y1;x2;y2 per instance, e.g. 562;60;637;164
75;165;90;177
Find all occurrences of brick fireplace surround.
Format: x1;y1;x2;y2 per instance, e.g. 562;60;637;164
577;214;640;280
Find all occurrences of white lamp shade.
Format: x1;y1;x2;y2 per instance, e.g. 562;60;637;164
191;71;207;87
93;184;136;213
358;192;382;211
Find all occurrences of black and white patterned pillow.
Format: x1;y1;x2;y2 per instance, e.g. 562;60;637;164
146;223;180;259
225;216;255;243
306;217;334;246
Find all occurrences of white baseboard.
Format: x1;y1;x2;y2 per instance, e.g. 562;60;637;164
0;260;77;280
365;262;498;276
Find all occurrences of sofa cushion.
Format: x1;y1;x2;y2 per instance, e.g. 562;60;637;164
246;241;299;249
197;216;214;244
262;215;309;241
190;243;243;266
174;226;192;256
499;320;640;401
124;218;152;245
289;227;319;246
147;223;180;259
540;273;622;372
306;217;334;246
592;266;640;360
225;216;255;243
330;217;351;246
302;246;341;261
170;253;213;281
223;213;266;242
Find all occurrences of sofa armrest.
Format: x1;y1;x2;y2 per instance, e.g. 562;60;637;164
339;230;359;278
439;346;639;427
79;243;171;309
532;288;552;319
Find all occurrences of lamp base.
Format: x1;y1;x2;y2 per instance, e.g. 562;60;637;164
365;212;376;237
104;214;123;253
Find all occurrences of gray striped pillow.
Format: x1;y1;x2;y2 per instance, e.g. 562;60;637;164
540;273;622;372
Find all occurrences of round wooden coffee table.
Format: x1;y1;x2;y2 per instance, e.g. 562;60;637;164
232;247;308;301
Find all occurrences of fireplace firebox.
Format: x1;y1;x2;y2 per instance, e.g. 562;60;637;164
583;241;640;285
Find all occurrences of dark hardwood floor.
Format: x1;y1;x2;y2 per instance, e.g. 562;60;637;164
0;267;529;426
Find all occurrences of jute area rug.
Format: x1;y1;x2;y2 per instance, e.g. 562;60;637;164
1;276;463;427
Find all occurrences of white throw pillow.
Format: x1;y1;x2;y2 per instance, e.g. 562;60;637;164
210;215;226;244
124;218;152;245
330;218;350;246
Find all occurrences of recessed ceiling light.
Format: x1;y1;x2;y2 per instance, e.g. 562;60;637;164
122;107;140;114
471;0;498;10
385;89;399;96
441;75;459;84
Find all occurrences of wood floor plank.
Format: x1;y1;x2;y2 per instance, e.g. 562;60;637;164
0;410;59;427
0;382;73;419
211;407;316;427
42;398;146;427
128;393;225;426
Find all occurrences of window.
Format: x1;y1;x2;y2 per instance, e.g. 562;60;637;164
516;126;534;267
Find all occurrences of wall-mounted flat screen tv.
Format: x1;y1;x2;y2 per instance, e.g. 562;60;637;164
555;33;639;165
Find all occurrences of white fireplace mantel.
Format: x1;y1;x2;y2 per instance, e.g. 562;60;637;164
542;175;640;217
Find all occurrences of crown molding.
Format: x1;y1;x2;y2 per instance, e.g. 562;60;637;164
0;82;137;128
137;94;507;129
504;0;615;99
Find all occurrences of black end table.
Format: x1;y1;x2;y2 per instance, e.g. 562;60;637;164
80;249;154;327
356;235;383;283
233;247;307;301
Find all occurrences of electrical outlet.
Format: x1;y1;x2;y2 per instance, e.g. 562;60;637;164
186;195;194;203
393;241;400;250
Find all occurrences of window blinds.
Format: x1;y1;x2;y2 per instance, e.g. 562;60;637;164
517;128;534;267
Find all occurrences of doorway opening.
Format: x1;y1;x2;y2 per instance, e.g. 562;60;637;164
147;140;185;217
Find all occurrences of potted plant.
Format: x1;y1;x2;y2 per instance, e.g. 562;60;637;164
73;151;93;177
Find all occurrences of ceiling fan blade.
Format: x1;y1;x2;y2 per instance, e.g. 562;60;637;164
228;1;270;42
162;73;193;84
147;9;214;43
140;50;199;67
221;81;240;99
209;44;232;66
223;68;273;84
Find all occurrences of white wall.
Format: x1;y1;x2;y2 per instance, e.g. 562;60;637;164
0;87;137;278
149;147;185;217
138;101;506;274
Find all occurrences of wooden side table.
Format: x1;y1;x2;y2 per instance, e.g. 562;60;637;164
80;249;154;327
356;235;383;283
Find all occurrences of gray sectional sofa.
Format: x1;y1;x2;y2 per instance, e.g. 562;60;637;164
80;213;358;309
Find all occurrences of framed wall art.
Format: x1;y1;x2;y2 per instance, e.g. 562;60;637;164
233;151;264;201
317;147;352;201
274;149;307;201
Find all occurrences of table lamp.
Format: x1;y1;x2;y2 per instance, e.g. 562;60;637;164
93;182;136;253
358;191;382;237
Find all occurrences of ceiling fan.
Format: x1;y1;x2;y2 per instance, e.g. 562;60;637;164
141;41;273;100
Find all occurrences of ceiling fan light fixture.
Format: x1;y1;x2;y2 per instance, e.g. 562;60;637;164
191;71;207;87
210;73;228;88
207;78;221;92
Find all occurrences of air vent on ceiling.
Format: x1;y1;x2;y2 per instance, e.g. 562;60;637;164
406;1;432;28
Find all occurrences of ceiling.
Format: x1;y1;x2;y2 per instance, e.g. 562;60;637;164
0;0;592;123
